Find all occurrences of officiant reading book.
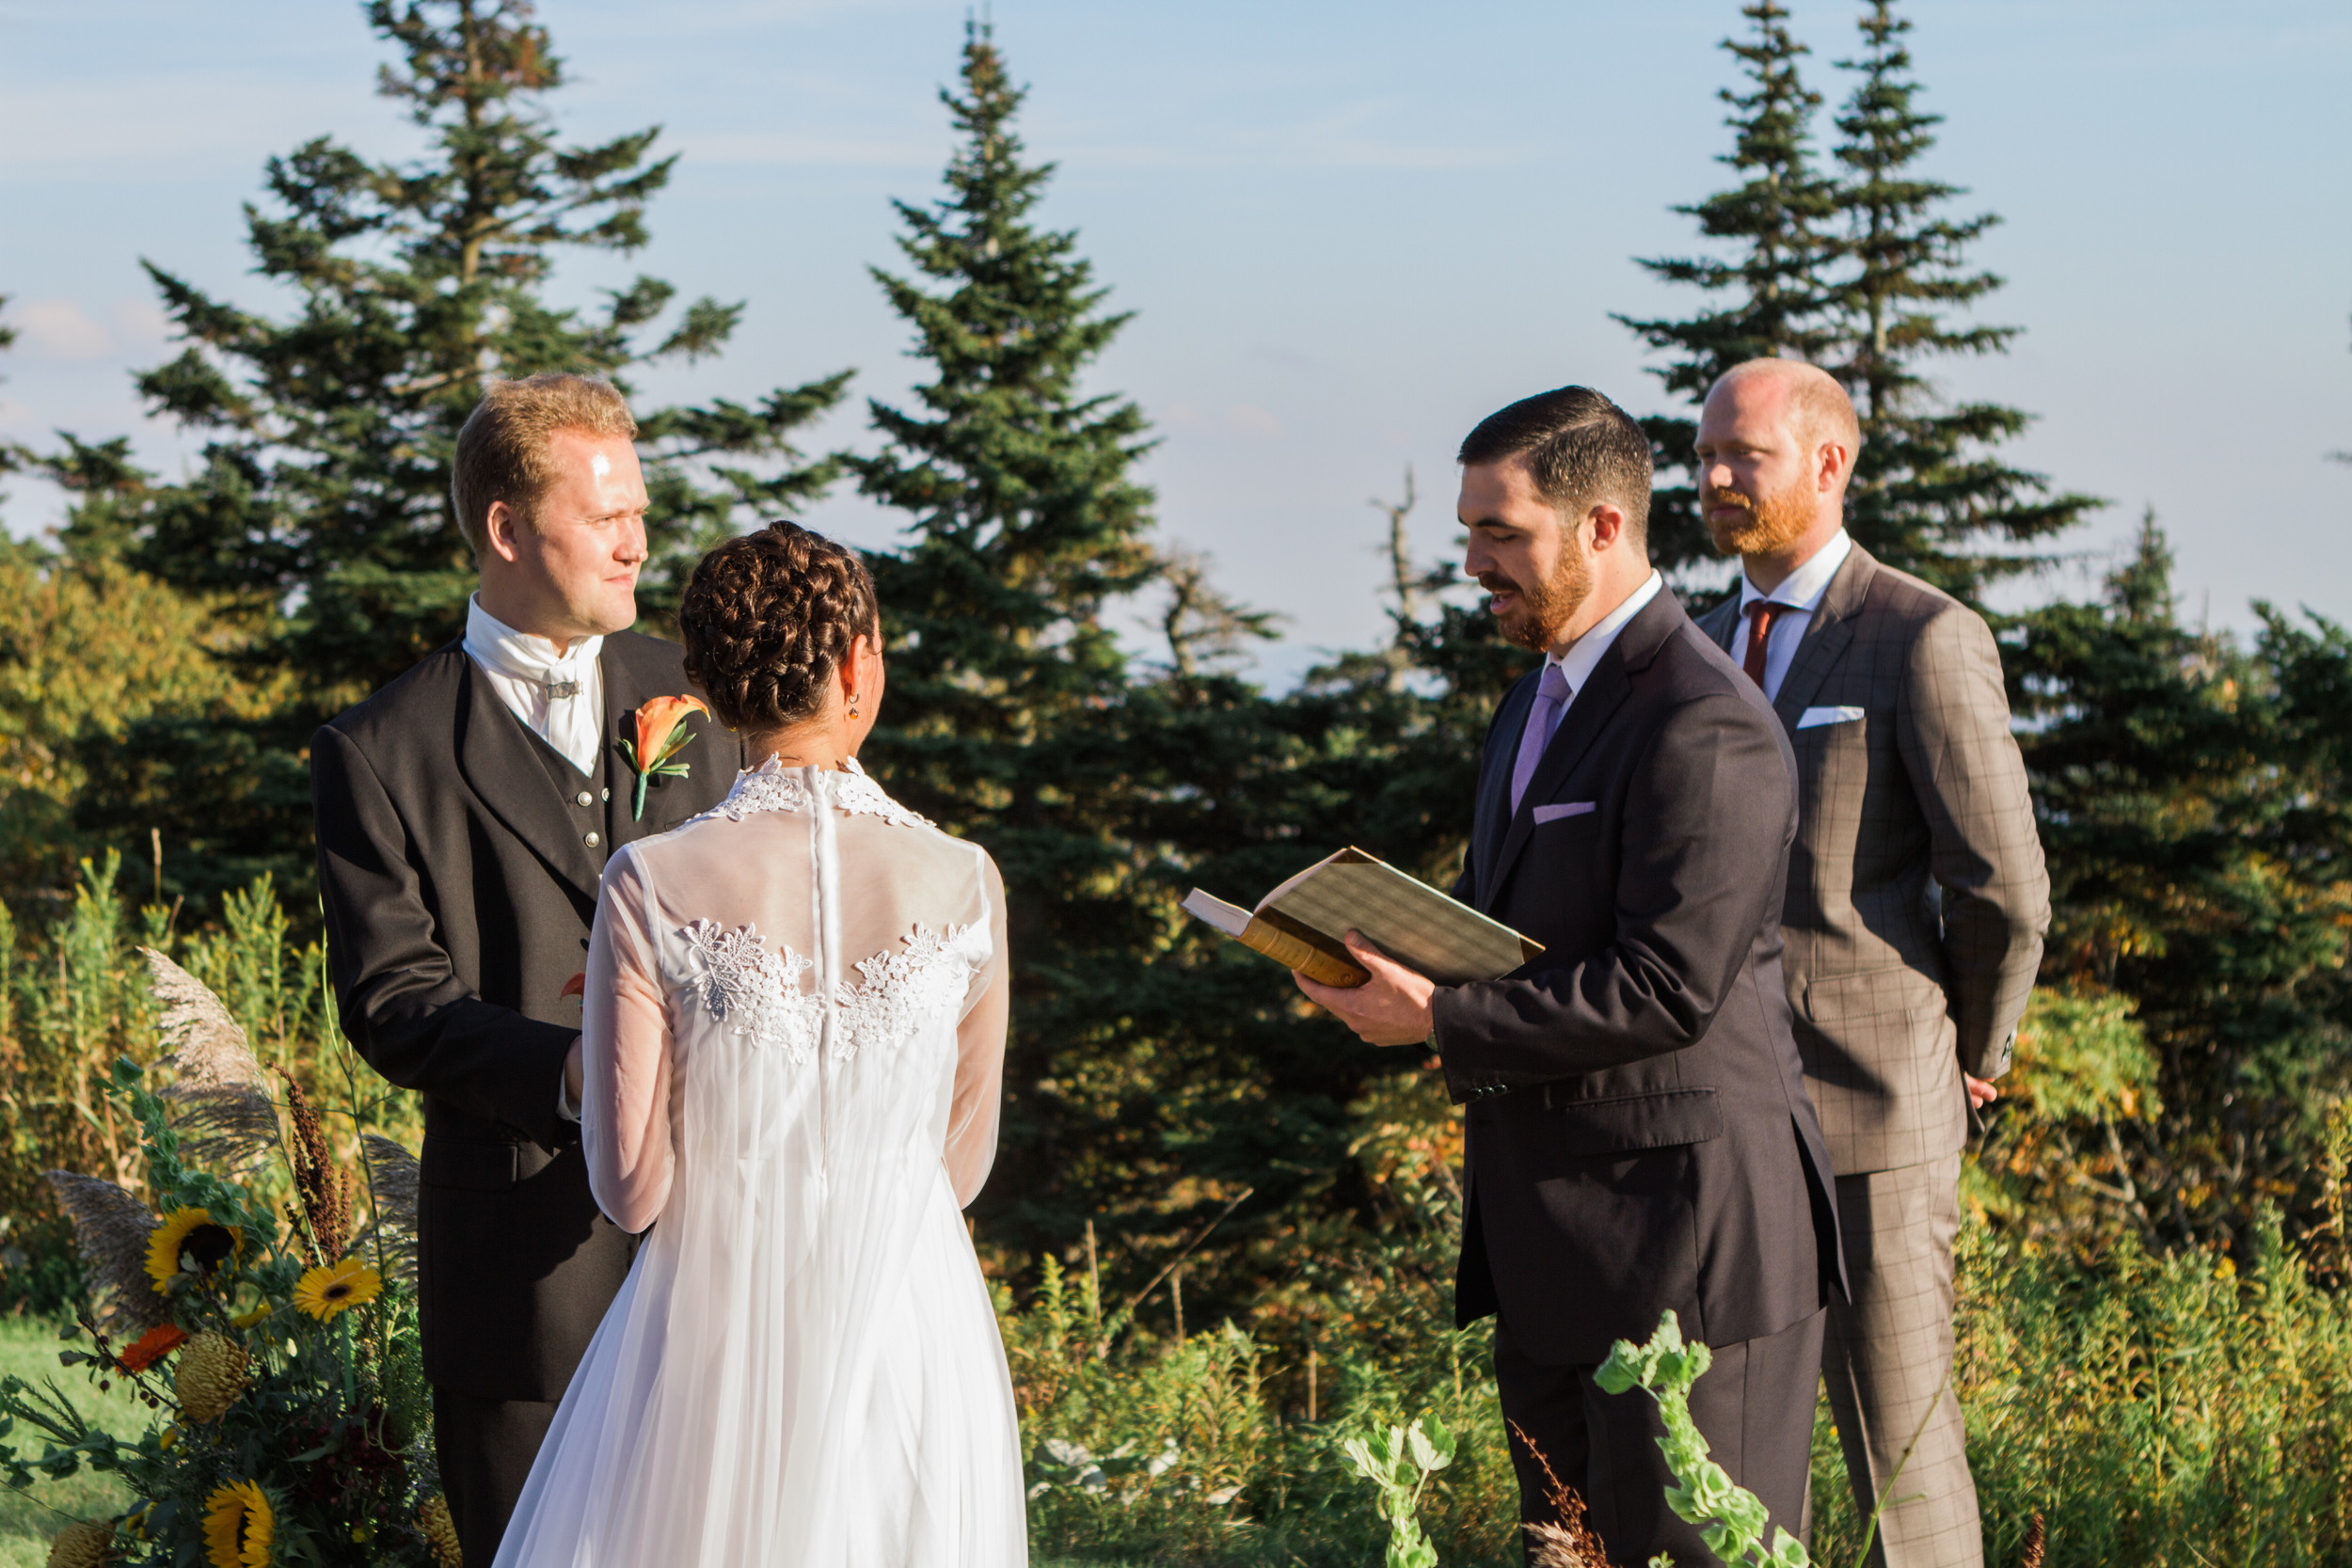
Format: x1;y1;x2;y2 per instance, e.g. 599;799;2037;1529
1182;847;1540;989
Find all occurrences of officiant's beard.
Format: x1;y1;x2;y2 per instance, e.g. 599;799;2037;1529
1705;473;1815;557
1481;544;1594;654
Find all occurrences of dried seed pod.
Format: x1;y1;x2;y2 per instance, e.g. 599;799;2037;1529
175;1332;249;1422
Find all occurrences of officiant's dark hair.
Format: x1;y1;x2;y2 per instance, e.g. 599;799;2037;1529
678;521;882;731
1457;387;1652;551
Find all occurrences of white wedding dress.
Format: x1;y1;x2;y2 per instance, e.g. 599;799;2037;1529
494;758;1027;1568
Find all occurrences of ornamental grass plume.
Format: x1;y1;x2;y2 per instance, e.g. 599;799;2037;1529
175;1332;250;1422
144;948;278;1172
43;1172;167;1334
360;1132;422;1286
44;1517;115;1568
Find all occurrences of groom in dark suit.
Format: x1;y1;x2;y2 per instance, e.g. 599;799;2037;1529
1302;387;1841;1564
312;374;732;1565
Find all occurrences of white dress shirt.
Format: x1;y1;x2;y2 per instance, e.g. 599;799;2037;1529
1730;530;1852;702
1546;568;1665;697
462;594;606;777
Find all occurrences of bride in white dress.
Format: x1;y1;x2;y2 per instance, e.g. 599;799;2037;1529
495;523;1026;1567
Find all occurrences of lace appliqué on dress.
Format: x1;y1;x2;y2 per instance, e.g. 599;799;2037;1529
697;756;934;830
678;919;985;1064
680;920;821;1064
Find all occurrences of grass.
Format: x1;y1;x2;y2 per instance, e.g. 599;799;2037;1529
0;1314;145;1568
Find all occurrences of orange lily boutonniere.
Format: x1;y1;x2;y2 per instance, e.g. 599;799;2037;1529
618;695;710;820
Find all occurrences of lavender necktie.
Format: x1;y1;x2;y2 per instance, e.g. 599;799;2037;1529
1509;662;1573;816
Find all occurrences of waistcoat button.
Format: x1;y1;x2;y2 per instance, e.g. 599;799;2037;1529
584;832;601;847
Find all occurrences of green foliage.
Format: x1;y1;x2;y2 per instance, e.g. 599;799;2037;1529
1342;1414;1457;1568
1597;1313;1810;1568
2010;517;2352;1250
1941;1216;2352;1565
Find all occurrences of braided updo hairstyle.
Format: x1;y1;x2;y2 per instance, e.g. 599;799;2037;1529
678;521;881;733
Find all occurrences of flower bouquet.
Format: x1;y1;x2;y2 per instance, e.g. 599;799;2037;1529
0;952;457;1567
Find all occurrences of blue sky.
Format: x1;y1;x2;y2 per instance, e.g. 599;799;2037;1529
4;0;2347;682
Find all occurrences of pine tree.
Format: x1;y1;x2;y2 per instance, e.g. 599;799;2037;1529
851;22;1213;1256
1614;0;1842;576
1824;0;2099;598
55;0;847;906
2011;516;2352;1249
113;0;848;705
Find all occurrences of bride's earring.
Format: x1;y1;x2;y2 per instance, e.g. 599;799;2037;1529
847;692;861;720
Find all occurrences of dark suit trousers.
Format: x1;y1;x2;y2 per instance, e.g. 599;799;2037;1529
1497;1307;1825;1567
436;1387;560;1567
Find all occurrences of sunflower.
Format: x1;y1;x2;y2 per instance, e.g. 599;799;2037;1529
201;1480;273;1568
145;1208;242;1294
117;1323;188;1373
292;1257;382;1323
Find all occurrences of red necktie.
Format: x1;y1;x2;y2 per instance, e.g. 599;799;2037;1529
1742;601;1793;692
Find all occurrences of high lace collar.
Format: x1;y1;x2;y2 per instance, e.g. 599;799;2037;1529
698;755;934;830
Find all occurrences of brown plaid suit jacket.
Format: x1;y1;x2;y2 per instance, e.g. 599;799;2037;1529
1697;544;2049;1175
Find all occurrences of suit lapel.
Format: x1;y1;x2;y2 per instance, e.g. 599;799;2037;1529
1472;674;1538;899
454;657;602;903
1771;545;1877;728
1694;594;1740;656
1484;590;1681;900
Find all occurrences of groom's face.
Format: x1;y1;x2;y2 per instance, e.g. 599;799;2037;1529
1459;457;1592;654
490;429;651;643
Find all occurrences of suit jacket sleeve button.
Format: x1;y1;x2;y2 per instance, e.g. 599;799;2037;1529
584;831;601;847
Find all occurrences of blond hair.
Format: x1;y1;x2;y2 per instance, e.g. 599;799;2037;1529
451;373;639;555
1713;358;1864;466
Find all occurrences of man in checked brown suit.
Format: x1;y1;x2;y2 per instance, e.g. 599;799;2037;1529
1692;359;2048;1568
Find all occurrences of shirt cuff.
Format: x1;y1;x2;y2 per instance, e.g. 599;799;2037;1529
556;1038;582;1124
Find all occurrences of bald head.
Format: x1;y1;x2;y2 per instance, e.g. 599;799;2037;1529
1694;358;1862;589
1708;359;1863;484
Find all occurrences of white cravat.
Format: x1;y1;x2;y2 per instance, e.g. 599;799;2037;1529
463;594;606;777
1731;530;1852;701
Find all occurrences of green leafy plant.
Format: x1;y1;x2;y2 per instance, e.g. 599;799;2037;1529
1596;1312;1809;1568
1342;1413;1458;1568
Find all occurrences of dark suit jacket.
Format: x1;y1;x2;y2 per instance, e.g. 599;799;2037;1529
1695;546;2048;1175
1431;587;1842;1365
313;630;733;1400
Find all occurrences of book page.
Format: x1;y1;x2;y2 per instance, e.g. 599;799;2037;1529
1260;847;1538;986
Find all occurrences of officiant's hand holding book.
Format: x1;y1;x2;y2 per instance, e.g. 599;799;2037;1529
1182;847;1541;988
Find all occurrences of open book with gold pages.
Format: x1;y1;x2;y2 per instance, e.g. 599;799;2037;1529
1182;847;1542;989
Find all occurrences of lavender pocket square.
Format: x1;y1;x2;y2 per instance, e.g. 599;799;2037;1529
1532;801;1597;824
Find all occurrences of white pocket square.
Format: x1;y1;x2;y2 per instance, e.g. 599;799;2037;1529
1532;800;1597;823
1796;705;1867;730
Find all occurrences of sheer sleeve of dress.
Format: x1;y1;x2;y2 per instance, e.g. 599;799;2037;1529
945;853;1009;1208
581;846;676;1234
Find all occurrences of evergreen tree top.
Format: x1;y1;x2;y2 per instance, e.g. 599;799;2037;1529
91;0;846;702
854;19;1157;687
1615;0;1842;398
